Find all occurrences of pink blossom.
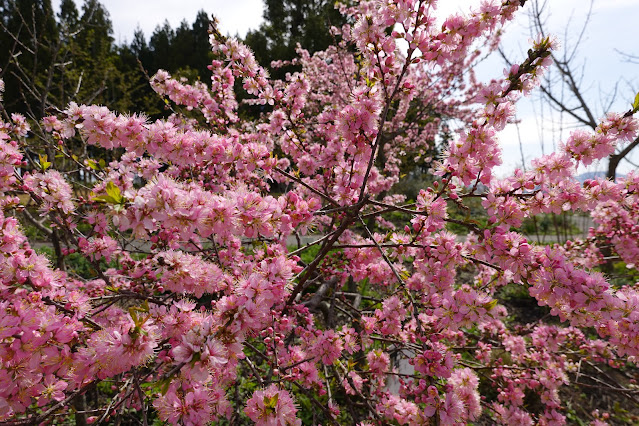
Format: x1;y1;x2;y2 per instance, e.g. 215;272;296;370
245;385;301;426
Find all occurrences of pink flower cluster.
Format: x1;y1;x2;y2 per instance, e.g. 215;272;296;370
245;384;301;426
0;140;22;194
151;68;238;128
23;170;75;215
1;0;638;424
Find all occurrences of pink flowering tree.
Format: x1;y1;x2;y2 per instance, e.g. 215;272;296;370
1;0;639;424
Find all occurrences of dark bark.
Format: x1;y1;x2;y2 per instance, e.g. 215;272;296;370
607;135;639;181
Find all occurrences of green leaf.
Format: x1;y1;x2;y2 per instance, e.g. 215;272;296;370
92;182;124;205
633;91;639;113
129;301;150;313
39;154;51;171
484;299;498;310
87;159;98;170
263;393;279;411
159;379;171;395
105;181;123;204
128;307;138;324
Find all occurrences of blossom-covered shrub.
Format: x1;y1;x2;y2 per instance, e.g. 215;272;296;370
1;0;639;425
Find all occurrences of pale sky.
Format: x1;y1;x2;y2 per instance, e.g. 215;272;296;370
51;0;265;43
51;0;639;176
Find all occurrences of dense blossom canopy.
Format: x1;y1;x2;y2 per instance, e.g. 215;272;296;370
1;0;639;424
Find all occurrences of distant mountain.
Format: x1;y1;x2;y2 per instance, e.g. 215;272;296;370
575;171;626;183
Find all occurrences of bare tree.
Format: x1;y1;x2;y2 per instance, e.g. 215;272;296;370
500;0;639;180
617;49;639;65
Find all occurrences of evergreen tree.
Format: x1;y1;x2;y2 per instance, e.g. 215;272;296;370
0;0;60;116
130;27;150;63
73;0;119;106
118;29;165;117
172;20;195;72
244;0;346;74
57;0;78;31
53;0;82;107
149;20;174;73
190;10;212;77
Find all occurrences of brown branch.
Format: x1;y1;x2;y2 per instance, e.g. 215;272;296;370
275;167;339;207
0;381;98;425
608;135;639;180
